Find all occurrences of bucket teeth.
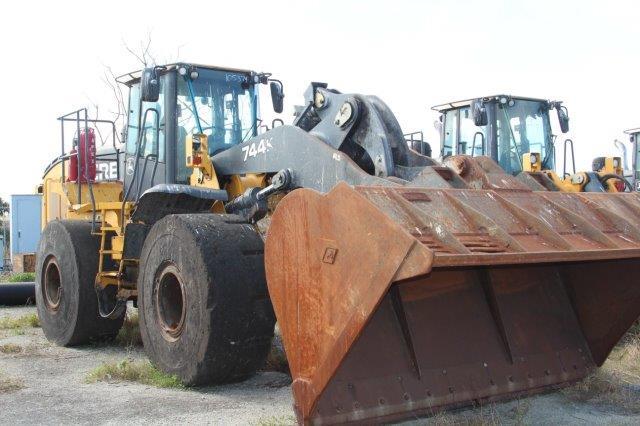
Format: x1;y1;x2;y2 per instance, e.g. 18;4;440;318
266;178;640;425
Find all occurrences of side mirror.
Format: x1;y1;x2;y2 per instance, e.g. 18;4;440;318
557;105;570;133
471;100;488;126
141;67;160;103
270;80;284;113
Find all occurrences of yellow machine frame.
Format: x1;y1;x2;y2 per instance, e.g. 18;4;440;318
40;134;267;299
520;152;625;192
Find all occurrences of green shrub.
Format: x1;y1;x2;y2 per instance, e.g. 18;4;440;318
0;313;40;329
6;272;36;283
86;359;184;389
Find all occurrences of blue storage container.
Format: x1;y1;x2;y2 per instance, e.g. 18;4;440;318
10;194;42;257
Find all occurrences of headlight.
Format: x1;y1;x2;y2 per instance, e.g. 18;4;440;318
190;70;199;80
178;66;188;76
530;153;538;164
613;158;620;168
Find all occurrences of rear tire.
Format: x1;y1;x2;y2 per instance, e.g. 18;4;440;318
138;214;275;385
35;220;124;345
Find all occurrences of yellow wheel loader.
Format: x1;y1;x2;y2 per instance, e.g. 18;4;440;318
38;65;640;425
623;127;640;192
432;95;631;192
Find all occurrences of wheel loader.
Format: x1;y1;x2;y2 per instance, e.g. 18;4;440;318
37;64;640;425
432;95;631;192
624;127;640;191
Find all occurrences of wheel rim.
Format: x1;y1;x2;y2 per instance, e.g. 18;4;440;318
43;257;62;312
154;264;187;342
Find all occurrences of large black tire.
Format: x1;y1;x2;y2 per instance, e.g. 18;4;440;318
138;214;275;385
35;221;124;345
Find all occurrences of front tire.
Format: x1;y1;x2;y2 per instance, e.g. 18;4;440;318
35;220;124;345
138;214;275;385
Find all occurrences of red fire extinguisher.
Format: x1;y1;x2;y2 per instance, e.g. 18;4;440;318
67;128;96;183
67;139;78;182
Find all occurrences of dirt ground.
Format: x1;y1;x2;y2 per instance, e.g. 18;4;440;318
1;304;640;425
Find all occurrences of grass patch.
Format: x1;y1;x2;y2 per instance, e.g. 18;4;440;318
114;310;142;347
562;320;640;413
86;359;184;389
255;415;296;426
422;404;507;426
5;272;36;283
0;343;22;354
0;372;24;393
562;371;640;413
0;313;40;330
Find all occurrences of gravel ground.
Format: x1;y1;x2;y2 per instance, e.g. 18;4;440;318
1;305;640;425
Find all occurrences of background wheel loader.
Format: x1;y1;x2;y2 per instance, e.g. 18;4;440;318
623;127;640;191
38;64;640;425
431;95;632;192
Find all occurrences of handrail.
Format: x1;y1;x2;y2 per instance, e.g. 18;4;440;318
57;111;121;182
614;139;629;171
471;132;485;156
136;154;159;203
121;107;160;229
404;131;425;154
563;139;576;177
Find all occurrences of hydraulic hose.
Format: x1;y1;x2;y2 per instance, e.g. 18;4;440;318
599;173;634;192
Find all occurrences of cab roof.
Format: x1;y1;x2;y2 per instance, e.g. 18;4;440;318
431;95;552;112
116;62;257;87
624;127;640;135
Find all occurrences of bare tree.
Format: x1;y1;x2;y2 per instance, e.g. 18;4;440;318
96;34;157;148
100;64;128;146
98;33;177;147
123;32;156;67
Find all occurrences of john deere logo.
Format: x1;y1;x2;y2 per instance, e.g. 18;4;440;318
126;157;135;175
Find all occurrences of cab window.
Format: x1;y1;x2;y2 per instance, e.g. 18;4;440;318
125;79;166;162
442;110;457;158
458;107;487;156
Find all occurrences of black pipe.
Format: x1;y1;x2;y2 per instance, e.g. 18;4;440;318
0;282;36;306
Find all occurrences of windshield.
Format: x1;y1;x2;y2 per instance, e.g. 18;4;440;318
176;68;257;156
496;99;554;175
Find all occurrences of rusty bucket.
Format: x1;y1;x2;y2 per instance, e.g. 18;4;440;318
265;180;640;425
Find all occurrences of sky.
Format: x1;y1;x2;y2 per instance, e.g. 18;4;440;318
1;0;639;199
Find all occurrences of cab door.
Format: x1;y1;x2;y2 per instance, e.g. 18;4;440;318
123;72;174;200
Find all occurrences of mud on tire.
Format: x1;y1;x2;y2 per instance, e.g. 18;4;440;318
35;220;124;345
138;214;276;385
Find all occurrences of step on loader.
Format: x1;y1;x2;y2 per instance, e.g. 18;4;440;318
37;64;640;425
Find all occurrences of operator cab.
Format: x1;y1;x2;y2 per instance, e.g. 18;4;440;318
623;127;640;191
117;63;283;197
433;95;569;175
